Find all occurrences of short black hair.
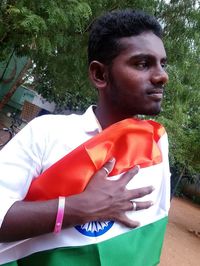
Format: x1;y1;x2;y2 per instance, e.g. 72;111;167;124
88;9;163;65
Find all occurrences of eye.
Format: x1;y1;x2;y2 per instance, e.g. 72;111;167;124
135;61;149;69
161;63;166;69
161;61;168;70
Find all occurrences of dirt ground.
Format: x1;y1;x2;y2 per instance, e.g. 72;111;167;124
159;197;200;266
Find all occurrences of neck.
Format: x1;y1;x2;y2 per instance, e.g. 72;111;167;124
94;102;134;130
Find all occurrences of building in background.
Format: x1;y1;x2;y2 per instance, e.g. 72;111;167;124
0;53;55;125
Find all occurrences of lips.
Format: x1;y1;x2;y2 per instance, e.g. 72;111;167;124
147;89;163;100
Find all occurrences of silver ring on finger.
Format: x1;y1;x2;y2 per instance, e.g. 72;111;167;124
131;201;137;211
103;166;109;175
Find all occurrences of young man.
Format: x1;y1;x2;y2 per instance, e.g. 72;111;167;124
0;9;170;266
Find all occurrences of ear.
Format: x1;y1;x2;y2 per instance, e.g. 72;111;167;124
88;61;108;90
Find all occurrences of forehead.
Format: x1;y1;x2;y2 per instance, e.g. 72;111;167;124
117;32;166;59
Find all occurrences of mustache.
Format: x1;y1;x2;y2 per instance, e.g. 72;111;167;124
147;85;165;94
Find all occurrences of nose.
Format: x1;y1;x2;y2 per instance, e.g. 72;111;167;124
151;66;169;86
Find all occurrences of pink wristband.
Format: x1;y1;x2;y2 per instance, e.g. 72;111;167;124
54;196;65;234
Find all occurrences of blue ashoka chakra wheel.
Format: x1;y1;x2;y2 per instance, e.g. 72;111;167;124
75;221;114;237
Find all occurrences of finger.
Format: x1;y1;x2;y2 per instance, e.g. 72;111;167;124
127;186;154;200
116;213;140;228
129;201;154;211
118;165;140;185
100;157;116;176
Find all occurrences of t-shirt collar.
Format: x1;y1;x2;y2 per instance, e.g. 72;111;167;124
82;105;102;133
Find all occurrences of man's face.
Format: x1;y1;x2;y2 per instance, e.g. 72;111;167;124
105;32;168;117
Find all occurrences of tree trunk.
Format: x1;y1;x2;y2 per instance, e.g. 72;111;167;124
0;59;32;110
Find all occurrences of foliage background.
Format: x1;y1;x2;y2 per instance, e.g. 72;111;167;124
0;0;200;193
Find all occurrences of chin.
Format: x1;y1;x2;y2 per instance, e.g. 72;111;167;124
149;109;161;116
147;103;162;116
118;104;161;117
139;107;161;116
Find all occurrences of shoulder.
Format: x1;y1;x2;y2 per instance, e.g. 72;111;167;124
145;119;167;140
28;112;84;131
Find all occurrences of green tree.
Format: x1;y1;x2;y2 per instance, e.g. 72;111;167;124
0;0;93;109
157;0;200;192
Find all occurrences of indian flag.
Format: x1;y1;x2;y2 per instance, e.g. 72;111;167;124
0;118;171;266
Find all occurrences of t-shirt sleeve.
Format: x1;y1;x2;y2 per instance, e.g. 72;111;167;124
157;131;171;213
0;118;45;227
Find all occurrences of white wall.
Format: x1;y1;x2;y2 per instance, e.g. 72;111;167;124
32;94;56;112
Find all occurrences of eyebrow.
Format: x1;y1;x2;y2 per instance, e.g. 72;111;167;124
129;53;167;62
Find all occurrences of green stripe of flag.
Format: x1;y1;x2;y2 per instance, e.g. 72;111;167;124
3;217;167;266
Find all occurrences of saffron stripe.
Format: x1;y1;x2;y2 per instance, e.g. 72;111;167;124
25;118;165;201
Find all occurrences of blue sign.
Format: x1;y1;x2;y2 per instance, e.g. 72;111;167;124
75;221;114;237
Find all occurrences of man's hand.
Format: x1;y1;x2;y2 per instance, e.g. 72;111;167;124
0;159;154;242
64;158;154;228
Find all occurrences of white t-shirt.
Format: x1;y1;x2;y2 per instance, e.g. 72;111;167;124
0;106;171;264
0;106;100;226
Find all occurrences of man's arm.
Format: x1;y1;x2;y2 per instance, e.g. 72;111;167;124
0;160;154;242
